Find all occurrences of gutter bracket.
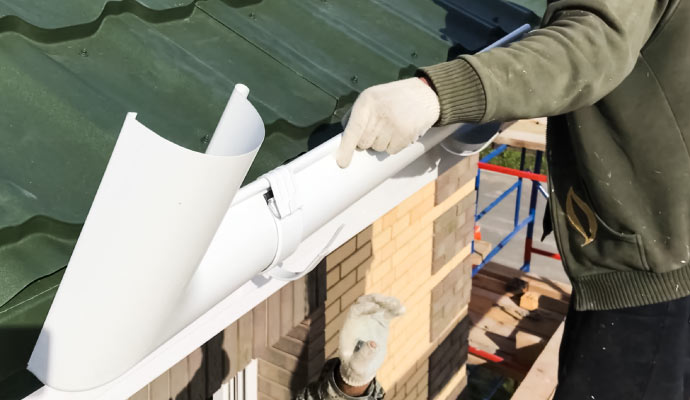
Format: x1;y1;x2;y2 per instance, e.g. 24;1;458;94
261;166;306;280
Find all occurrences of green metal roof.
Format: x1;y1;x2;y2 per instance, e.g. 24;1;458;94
0;0;539;395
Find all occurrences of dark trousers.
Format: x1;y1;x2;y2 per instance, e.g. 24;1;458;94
553;294;690;400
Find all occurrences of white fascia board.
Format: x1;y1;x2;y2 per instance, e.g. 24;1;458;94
25;138;467;400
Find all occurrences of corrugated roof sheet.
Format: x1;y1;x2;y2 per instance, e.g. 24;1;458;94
0;0;539;394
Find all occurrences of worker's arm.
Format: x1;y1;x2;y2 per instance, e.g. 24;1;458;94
336;0;671;167
293;358;384;400
421;0;671;125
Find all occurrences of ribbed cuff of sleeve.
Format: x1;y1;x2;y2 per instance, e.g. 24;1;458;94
418;58;487;125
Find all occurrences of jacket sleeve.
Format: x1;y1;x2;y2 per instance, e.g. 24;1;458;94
419;0;672;125
293;359;385;400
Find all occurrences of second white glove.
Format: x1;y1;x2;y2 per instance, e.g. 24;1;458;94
335;78;440;168
338;294;405;387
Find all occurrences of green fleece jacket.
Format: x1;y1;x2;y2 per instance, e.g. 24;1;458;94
421;0;690;310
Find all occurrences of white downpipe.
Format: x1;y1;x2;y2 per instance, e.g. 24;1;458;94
29;25;531;394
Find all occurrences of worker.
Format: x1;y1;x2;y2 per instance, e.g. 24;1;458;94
336;1;690;399
295;294;403;400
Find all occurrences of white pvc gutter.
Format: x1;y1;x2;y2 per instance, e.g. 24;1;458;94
25;25;530;398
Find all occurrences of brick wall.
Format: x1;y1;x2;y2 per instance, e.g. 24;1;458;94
428;317;470;399
130;155;478;400
129;275;313;400
315;155;478;400
257;308;326;399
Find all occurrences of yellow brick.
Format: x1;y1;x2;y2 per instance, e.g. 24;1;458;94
408;366;428;395
392;215;411;237
393;219;425;249
373;219;384;235
326;237;357;271
393;235;432;275
326;266;340;289
374;268;396;291
357;262;369;282
392;266;429;302
357;227;373;248
395;240;432;279
325;335;339;359
371;258;393;282
325;299;340;324
398;278;422;302
382;208;398;228
395;182;434;217
407;285;433;311
341;242;372;277
410;194;435;224
374;239;396;264
372;226;393;251
326;271;357;306
325;306;348;341
340;279;367;310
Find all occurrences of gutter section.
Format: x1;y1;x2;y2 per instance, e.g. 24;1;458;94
26;135;465;400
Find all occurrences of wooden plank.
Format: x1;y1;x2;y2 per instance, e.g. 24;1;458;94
471;286;530;320
520;291;569;315
468;310;519;340
472;273;511;295
484;306;561;339
467;353;527;382
494;118;547;152
169;357;190;400
479;263;571;300
515;331;547;365
511;322;564;400
469;327;514;354
472;240;492;263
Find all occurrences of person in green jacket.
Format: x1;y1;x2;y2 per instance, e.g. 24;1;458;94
337;0;690;398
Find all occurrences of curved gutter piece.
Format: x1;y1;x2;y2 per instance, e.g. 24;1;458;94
28;86;264;391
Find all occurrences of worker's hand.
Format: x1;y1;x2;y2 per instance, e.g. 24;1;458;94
335;78;440;168
338;294;405;386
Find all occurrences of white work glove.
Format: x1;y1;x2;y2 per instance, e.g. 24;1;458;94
335;78;440;168
338;294;405;387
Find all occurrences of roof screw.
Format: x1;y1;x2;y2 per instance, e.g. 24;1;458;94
350;75;358;84
411;50;418;59
249;12;256;20
80;48;89;57
200;134;211;145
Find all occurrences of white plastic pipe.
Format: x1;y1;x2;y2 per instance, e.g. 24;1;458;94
169;121;465;328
